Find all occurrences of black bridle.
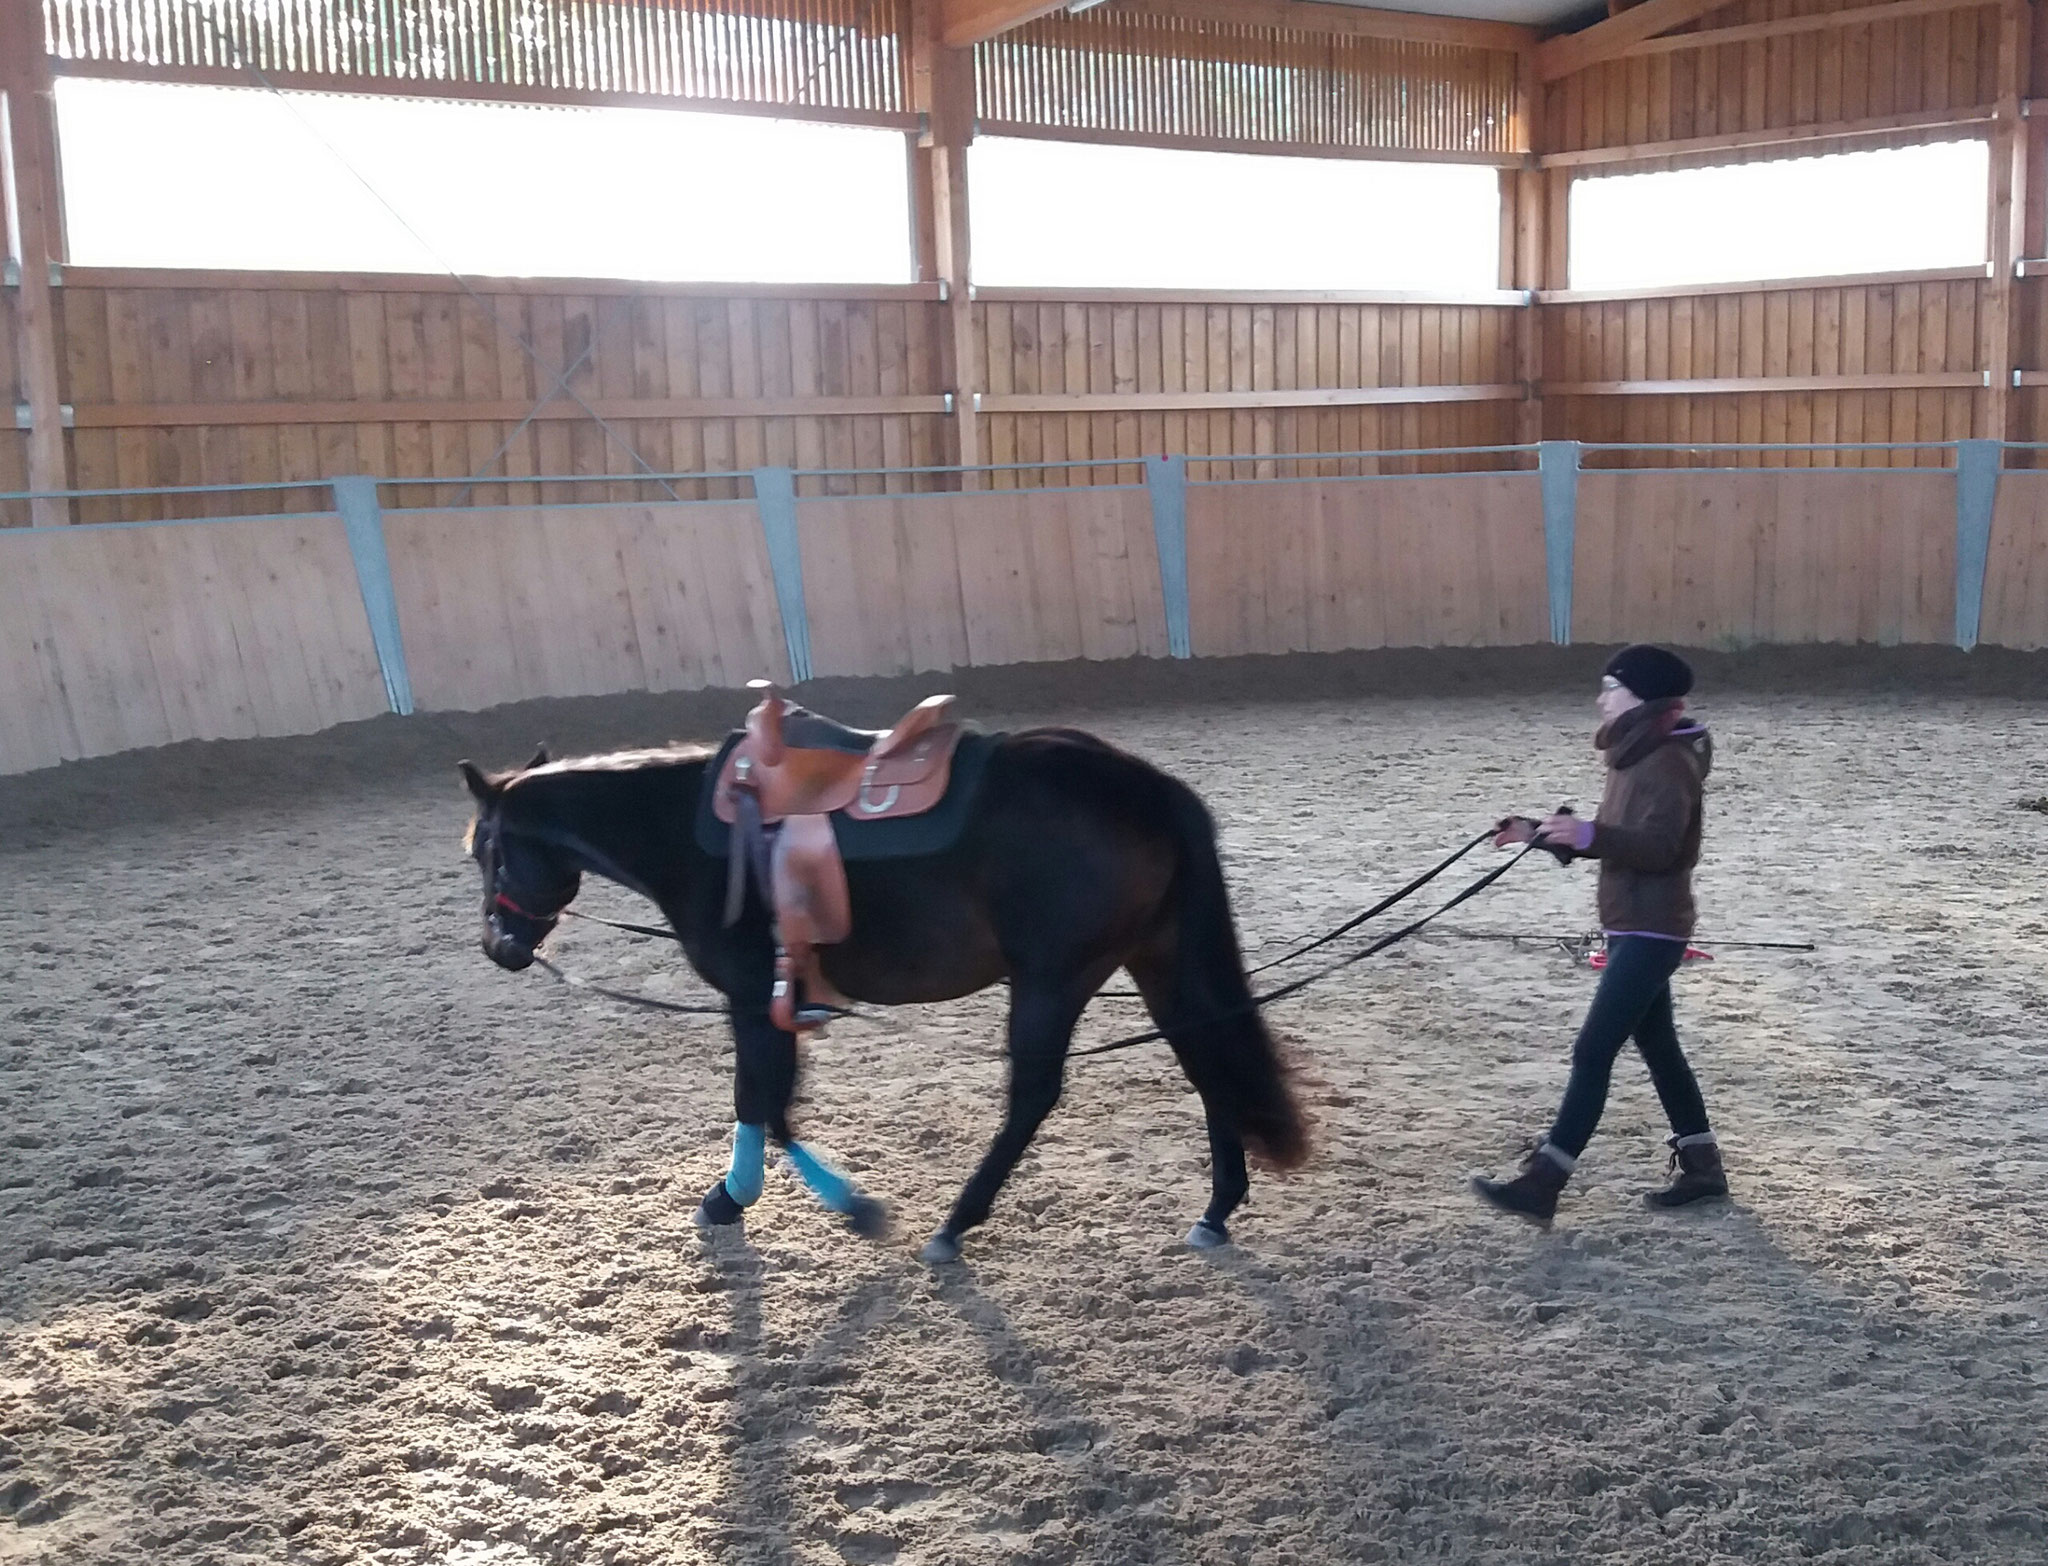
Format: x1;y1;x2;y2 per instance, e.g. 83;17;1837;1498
472;807;572;963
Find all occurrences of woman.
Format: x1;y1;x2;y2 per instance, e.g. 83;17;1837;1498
1474;643;1727;1222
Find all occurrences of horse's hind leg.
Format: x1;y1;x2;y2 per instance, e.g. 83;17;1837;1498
1126;951;1249;1248
921;977;1094;1265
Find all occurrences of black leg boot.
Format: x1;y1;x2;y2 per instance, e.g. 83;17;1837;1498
1645;1133;1729;1208
1471;1142;1574;1224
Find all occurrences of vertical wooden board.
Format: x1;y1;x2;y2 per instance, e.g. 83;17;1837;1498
1985;473;2048;646
232;516;383;734
190;520;309;735
1571;472;1621;644
1843;18;1872;120
794;498;887;678
1851;472;1894;642
1908;471;1955;644
30;528;173;756
951;494;1043;666
878;497;971;673
1663;472;1709;645
1323;479;1386;650
668;501;789;689
1062;489;1147;661
1185;484;1249;657
117;526;242;741
1635;466;1681;641
1026;493;1089;660
385;507;526;710
547;507;653;692
1710;469;1761;646
550;505;670;693
1376;479;1431;647
0;536;78;771
1260;480;1312;654
612;505;712;693
1434;477;1492;645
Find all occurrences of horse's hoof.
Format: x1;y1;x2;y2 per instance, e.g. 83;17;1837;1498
1186;1218;1231;1250
918;1231;963;1265
845;1195;890;1241
692;1181;746;1230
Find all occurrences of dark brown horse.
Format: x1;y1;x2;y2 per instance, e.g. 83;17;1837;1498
459;727;1307;1263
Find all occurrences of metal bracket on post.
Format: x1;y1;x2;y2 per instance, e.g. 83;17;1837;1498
1144;455;1193;659
1954;439;2001;652
1538;440;1581;646
332;476;414;716
752;466;813;684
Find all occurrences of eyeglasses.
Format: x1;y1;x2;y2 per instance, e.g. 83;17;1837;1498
1600;675;1625;693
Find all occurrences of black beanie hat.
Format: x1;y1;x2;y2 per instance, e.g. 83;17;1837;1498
1604;644;1693;702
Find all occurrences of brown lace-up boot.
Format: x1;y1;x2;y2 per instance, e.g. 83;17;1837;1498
1644;1132;1728;1208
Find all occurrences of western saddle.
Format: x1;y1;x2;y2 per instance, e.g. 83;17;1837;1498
714;680;965;1033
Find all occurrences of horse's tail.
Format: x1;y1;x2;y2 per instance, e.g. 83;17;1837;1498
1159;783;1309;1170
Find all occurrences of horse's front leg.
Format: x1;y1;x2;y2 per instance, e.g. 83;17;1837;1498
691;1006;886;1238
920;977;1092;1264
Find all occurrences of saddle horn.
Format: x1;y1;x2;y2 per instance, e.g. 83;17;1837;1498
746;679;787;766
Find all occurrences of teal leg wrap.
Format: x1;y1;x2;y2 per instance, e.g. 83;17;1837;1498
725;1122;767;1206
785;1140;855;1214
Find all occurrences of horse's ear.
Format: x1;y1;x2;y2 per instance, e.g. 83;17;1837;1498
457;760;496;803
527;744;550;769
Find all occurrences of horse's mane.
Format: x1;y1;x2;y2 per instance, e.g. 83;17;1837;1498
504;743;717;790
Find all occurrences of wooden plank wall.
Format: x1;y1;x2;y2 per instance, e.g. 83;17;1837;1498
0;513;390;770
797;488;1170;672
380;502;790;712
41;274;956;523
1572;469;1956;644
1183;473;1547;654
1547;277;1984;464
976;298;1525;484
1547;0;2002;155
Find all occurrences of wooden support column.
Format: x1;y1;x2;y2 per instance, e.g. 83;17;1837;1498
1508;48;1548;447
1;0;69;523
1984;0;2032;442
911;0;982;482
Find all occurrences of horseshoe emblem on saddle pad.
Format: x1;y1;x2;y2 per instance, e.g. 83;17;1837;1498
856;761;900;815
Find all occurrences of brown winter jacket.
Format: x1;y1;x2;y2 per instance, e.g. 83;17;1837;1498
1574;698;1713;940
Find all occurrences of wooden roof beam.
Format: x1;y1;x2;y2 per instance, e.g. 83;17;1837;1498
1535;0;1737;82
945;0;1537;53
940;0;1071;48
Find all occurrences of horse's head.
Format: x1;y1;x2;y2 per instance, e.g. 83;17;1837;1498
460;746;582;972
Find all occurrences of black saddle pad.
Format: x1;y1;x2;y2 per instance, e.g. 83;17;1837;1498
693;728;999;863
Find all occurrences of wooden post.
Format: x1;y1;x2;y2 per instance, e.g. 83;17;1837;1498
1;0;69;523
1510;48;1549;448
1983;0;2032;443
911;0;982;483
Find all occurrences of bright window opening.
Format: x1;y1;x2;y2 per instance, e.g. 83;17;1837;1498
54;78;912;283
969;137;1502;291
1569;140;1989;291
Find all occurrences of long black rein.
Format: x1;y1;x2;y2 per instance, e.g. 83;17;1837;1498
1069;838;1547;1060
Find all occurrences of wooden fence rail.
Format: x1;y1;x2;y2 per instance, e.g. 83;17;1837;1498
1;447;2035;775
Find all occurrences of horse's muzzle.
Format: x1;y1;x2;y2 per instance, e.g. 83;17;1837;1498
482;929;536;972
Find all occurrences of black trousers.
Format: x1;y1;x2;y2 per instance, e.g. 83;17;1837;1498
1547;935;1712;1158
